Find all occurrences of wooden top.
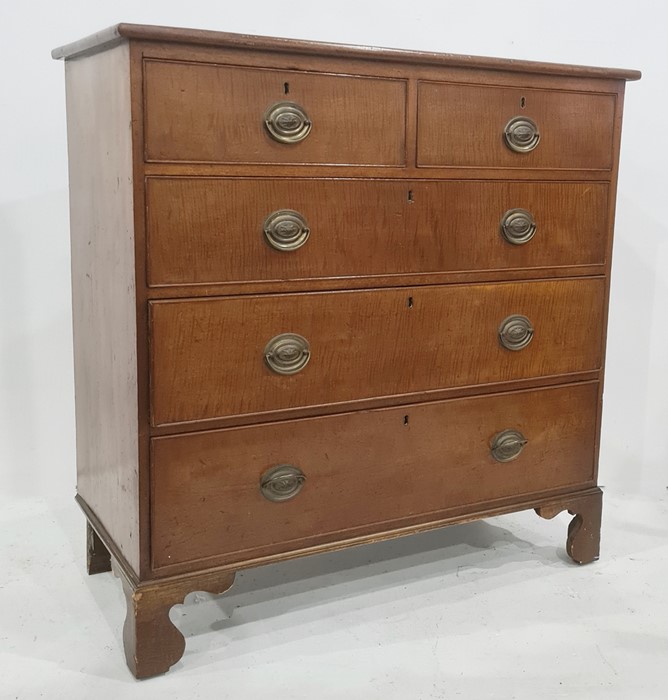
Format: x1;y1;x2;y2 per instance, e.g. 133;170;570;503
52;23;641;81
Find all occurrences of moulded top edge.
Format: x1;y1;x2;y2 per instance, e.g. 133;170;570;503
51;22;642;82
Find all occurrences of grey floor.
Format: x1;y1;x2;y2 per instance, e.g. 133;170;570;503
2;490;667;699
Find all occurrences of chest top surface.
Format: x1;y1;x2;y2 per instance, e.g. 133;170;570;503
52;22;641;81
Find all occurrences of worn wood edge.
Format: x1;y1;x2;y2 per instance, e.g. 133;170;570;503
79;493;236;597
143;164;617;181
149;370;602;436
534;487;604;522
52;23;641;81
116;562;235;679
127;41;153;583
149;272;606;303
143;159;616;172
146;266;608;298
87;521;112;575
112;554;236;599
150;371;602;435
52;25;125;60
117;570;187;680
535;486;603;565
77;494;140;583
147;485;602;579
79;493;236;624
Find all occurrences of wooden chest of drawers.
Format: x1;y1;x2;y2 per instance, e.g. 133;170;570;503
53;24;640;678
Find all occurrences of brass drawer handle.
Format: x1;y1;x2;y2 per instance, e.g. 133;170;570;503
263;209;310;251
260;464;306;502
264;101;312;143
499;314;534;351
504;116;540;152
500;208;537;245
491;429;528;462
264;333;311;375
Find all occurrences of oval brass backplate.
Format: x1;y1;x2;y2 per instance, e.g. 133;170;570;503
263;209;310;251
498;314;534;351
260;464;306;502
500;208;537;245
264;101;312;143
264;333;311;375
504;116;540;153
490;429;528;462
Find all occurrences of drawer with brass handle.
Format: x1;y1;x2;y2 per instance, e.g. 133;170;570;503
417;81;616;170
260;464;307;502
145;177;609;287
149;277;604;426
143;60;407;165
264;333;311;375
150;381;598;572
54;22;638;678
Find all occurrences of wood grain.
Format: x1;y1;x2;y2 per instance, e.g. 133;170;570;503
86;521;112;575
117;561;235;678
128;41;153;581
143;60;406;165
64;43;140;574
417;81;616;170
151;382;598;570
146;177;609;286
536;487;602;564
592;82;627;487
54;23;638;677
143;268;608;302
149;278;604;426
139;41;629;97
141;162;615;182
52;24;642;82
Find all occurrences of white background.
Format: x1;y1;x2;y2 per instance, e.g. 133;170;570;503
1;1;666;503
1;1;667;696
1;2;666;500
1;1;666;501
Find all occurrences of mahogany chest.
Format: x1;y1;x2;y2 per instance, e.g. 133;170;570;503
53;24;640;678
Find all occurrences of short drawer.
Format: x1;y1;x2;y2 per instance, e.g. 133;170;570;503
417;81;616;170
146;178;609;286
151;382;598;570
143;60;407;165
149;278;604;426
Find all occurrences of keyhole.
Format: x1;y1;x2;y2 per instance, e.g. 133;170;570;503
520;96;526;109
407;189;414;203
404;415;409;426
284;82;290;95
407;296;413;308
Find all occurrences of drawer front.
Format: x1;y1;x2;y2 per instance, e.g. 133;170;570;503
147;178;608;286
151;382;598;570
417;82;615;170
143;60;407;165
150;278;604;426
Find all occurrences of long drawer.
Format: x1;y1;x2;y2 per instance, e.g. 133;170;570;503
150;382;598;570
417;81;616;170
146;178;609;287
143;60;407;165
149;278;604;426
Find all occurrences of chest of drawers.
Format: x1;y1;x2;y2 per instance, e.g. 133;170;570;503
53;24;639;678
